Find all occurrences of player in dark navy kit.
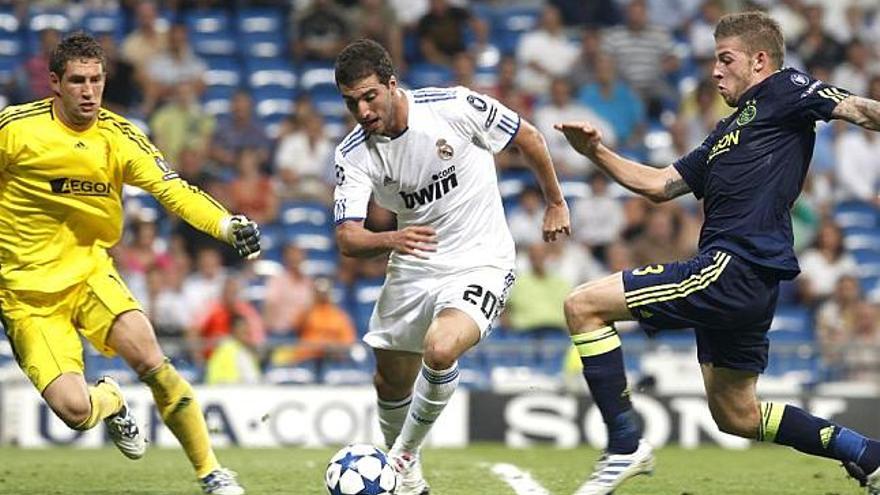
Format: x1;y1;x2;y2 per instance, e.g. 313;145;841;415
555;11;880;495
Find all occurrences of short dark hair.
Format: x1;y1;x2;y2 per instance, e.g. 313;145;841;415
49;31;105;77
714;11;784;69
334;38;395;87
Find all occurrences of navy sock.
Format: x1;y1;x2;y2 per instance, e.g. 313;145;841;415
760;403;880;472
573;327;639;454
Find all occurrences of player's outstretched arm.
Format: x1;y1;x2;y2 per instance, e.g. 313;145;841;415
336;220;437;259
554;121;690;202
512;119;571;241
832;95;880;131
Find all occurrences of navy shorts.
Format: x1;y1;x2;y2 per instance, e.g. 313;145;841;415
622;250;779;373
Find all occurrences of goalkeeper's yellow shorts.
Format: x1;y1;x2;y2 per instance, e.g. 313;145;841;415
0;257;141;392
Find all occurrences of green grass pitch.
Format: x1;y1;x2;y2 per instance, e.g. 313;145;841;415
0;444;864;494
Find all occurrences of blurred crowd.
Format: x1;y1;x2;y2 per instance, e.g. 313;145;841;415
1;0;880;386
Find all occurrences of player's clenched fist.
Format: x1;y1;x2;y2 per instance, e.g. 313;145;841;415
221;215;262;259
391;225;437;259
554;121;604;157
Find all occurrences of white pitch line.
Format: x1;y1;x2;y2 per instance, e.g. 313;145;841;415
490;463;551;495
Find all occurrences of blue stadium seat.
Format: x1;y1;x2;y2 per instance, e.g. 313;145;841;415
257;223;287;261
204;57;243;89
237;8;285;35
406;63;453;88
27;10;71;55
299;62;336;91
0;55;17;84
834;201;878;230
184;9;230;35
301;248;338;278
264;362;318;384
0;10;19;34
311;88;346;120
240;32;287;59
768;306;813;343
202;85;236;117
252;86;296;120
279;200;331;230
190;31;237;57
351;277;384;336
246;59;297;91
843;228;880;251
80;9;124;40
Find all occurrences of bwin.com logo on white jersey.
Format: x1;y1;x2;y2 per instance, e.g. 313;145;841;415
436;138;454;160
399;165;458;209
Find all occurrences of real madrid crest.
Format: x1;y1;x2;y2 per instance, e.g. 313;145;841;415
736;99;757;127
436;138;454;160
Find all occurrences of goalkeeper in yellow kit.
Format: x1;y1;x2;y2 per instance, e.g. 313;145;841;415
0;33;257;494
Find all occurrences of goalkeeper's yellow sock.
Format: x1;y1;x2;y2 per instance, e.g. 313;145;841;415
141;360;219;478
73;380;124;430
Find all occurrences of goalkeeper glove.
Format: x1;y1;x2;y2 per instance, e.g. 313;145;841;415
221;215;261;259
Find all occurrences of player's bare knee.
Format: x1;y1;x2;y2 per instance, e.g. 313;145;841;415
58;400;92;430
423;341;457;370
563;290;603;333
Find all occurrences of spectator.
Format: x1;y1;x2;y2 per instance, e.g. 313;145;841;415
468;15;500;70
797;220;857;306
204;315;263;385
274;111;334;202
144;263;193;340
487;56;535;120
533;78;614;177
543;238;606;289
832;39;878;98
571;173;625;259
416;0;473;65
98;33;140;114
505;243;571;337
144;23;207;110
550;0;620;27
349;0;405;71
229;148;279;225
577;54;645;149
674;77;731;152
688;0;725;61
209;91;272;171
569;28;603;90
272;277;356;365
182;246;227;317
768;0;807;44
293;0;351;62
816;274;863;374
149;81;215;161
514;4;580;96
189;274;265;364
17;29;59;101
507;186;544;247
263;243;315;335
841;301;880;382
834;126;880;204
121;0;168;71
793;4;843;71
600;0;679;114
630;204;696;266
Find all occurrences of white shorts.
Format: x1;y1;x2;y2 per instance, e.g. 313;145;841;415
364;265;516;353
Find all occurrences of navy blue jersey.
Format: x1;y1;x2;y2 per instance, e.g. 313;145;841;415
674;68;849;279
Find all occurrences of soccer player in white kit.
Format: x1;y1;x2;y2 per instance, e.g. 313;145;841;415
332;39;571;494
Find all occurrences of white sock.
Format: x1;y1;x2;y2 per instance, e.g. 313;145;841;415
377;394;412;449
393;362;460;453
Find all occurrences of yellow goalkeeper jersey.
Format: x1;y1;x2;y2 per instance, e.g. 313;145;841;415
0;98;229;292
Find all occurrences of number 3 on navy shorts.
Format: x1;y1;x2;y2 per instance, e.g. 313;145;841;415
632;264;665;276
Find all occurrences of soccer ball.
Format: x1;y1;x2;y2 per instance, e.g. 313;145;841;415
325;443;397;495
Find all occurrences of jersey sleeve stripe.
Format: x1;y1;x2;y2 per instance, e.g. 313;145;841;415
341;135;367;156
340;127;366;149
501;115;521;149
334;217;365;225
414;95;458;104
100;117;156;156
0;103;52;130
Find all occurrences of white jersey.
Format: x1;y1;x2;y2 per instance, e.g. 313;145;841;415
333;86;519;272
